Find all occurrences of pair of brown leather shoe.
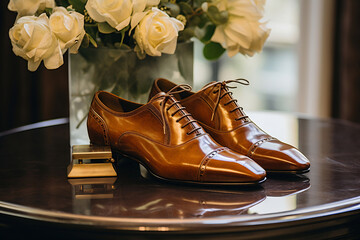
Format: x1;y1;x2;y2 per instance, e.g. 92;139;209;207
87;78;310;185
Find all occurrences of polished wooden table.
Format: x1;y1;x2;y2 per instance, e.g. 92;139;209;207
0;113;359;239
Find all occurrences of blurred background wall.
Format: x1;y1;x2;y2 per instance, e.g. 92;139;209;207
1;0;359;132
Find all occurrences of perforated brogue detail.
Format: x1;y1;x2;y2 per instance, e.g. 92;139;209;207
89;108;110;145
247;137;276;158
198;147;227;181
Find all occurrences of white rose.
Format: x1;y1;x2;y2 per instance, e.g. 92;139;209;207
130;0;160;30
134;8;184;58
85;0;133;31
8;0;55;16
85;0;159;31
254;0;266;13
49;7;85;54
210;0;270;57
9;13;63;71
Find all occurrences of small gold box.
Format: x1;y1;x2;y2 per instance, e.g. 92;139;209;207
67;145;117;178
71;145;113;160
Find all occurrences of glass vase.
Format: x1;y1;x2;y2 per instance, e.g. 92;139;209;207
68;41;194;146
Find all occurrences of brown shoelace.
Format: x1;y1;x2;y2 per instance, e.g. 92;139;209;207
201;79;250;122
158;84;202;135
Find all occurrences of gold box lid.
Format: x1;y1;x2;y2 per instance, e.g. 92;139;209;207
72;145;112;160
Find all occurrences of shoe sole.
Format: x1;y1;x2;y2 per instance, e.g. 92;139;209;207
266;168;310;175
113;149;266;186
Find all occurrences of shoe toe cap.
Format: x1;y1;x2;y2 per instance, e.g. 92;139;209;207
251;140;310;172
201;150;266;184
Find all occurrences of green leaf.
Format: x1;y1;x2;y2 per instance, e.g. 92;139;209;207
201;24;216;43
207;6;219;20
198;14;209;28
85;23;98;39
114;43;131;50
218;11;229;24
44;8;53;16
87;33;98;48
81;33;89;48
162;3;181;17
206;6;229;25
178;28;195;41
68;0;86;13
179;2;193;15
98;22;116;34
84;23;97;27
187;15;201;27
193;0;207;8
203;42;225;60
119;25;130;45
55;0;70;7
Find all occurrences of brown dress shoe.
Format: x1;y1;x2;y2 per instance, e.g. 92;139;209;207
149;78;310;173
87;88;266;185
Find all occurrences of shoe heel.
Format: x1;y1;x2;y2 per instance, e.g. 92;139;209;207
87;108;109;146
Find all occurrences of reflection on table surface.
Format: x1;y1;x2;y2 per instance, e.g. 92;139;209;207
0;112;359;223
70;157;313;218
70;159;267;218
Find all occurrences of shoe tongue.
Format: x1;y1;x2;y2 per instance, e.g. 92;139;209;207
149;92;166;102
149;92;180;105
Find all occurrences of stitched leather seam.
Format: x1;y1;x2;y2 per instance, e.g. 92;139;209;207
89;108;109;145
198;147;227;182
200;95;215;111
118;131;208;148
148;104;164;125
146;104;170;144
147;104;171;145
247;137;276;158
180;92;215;118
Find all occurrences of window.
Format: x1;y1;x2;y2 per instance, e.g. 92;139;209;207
194;0;334;117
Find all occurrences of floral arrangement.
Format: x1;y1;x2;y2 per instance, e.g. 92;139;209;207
8;0;270;71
